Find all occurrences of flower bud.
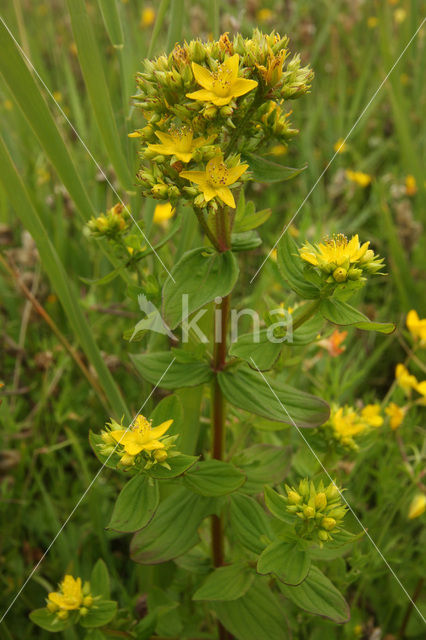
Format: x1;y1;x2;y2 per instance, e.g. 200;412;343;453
287;490;302;505
318;529;329;541
303;506;315;519
80;607;89;616
57;610;69;620
408;494;426;519
47;601;59;613
321;517;337;531
333;267;347;282
151;183;169;199
154;449;168;462
315;492;327;510
83;596;93;607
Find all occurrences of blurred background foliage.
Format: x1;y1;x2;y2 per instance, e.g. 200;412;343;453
0;0;425;638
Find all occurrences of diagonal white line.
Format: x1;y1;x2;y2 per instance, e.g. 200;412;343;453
249;356;426;624
250;17;426;283
0;17;175;283
0;357;176;624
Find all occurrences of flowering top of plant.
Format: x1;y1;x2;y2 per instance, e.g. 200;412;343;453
99;415;176;469
284;479;347;544
87;203;130;238
132;30;313;213
299;233;384;284
180;154;248;207
322;403;383;451
47;575;93;620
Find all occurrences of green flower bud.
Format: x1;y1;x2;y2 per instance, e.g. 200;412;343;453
321;517;337;531
151;184;169;199
57;610;69;620
303;506;315;519
83;596;93;608
287;490;302;505
80;607;89;616
47;601;59;613
315;492;327;510
333;267;347;282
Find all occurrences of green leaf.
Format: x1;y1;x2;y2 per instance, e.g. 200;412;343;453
277;233;320;299
131;351;213;389
80;600;117;628
264;486;294;524
88;430;120;469
229;330;282;371
257;540;311;586
245;153;306;184
213;578;290;640
97;0;124;48
278;565;350;623
218;365;329;428
183;460;246;496
232;445;290;495
0;136;130;422
193;563;254;601
107;475;159;533
67;0;132;188
148;454;199;479
162;247;239;329
234;202;272;233
0;20;95;219
130;487;215;564
320;299;395;333
29;609;73;632
230;494;271;554
231;231;262;252
90;559;110;599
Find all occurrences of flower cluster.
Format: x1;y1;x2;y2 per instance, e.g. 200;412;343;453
299;233;384;285
46;575;93;621
395;363;426;399
322;403;383;451
99;414;177;469
87;203;130;239
131;30;312;213
284;479;347;544
407;309;426;347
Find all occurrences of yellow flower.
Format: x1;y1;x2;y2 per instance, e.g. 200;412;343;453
394;8;406;23
269;144;287;156
361;404;383;428
334;138;347;153
395;363;418;394
332;406;367;442
385;402;405;430
48;575;83;611
406;310;426;345
299;233;383;283
186;54;258;106
141;7;155;28
147;126;213;163
255;49;287;87
416;380;426;399
408;494;426;519
367;16;378;29
257;8;273;22
346;170;372;187
405;175;417;196
110;415;173;459
153;202;175;225
180;155;248;208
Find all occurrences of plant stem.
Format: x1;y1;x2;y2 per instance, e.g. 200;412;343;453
211;294;231;640
195;208;221;250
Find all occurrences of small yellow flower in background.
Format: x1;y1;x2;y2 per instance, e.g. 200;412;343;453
109;415;173;463
257;8;273;22
52;91;63;103
153;202;175;226
395;363;418;394
334;138;347;153
180;155;248;208
361;404;383;428
299;233;384;283
128;130;142;138
406;310;426;345
87;203;130;238
405;175;417;196
187;54;258;106
37;167;50;185
48;575;84;613
141;7;155;28
394;8;406;23
269;144;288;156
346;170;372;188
147;126;214;163
270;248;278;261
4;99;13;111
328;406;367;450
416;380;426;400
385;402;405;430
408;494;426;519
367;16;378;29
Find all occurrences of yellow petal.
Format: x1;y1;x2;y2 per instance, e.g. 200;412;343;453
141;440;165;451
216;186;235;208
109;429;128;443
150;419;173;439
180;170;209;186
191;62;214;90
210;94;234;106
225;163;248;185
230;77;258;98
174;151;194;163
155;131;173;145
186;89;218;103
202;184;220;202
147;143;174;156
300;251;318;266
224;54;240;80
123;440;145;456
406;309;419;330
